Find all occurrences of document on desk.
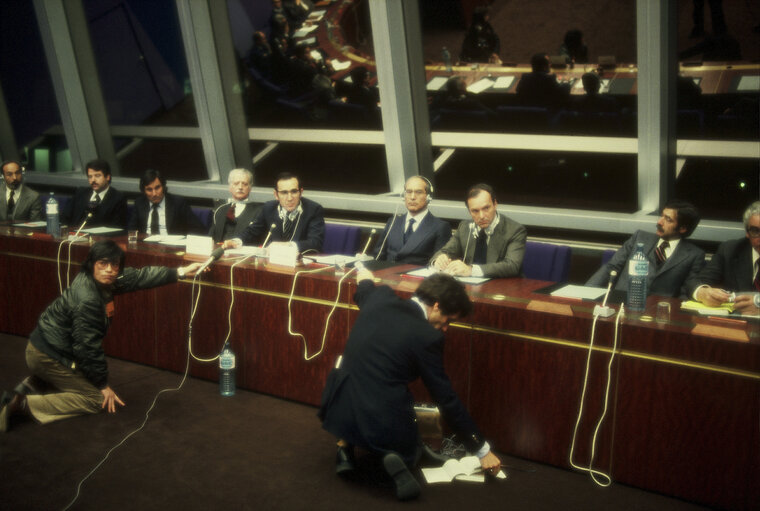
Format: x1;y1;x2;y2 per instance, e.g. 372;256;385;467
13;221;47;228
404;267;490;285
467;78;494;94
491;76;514;90
550;285;606;300
80;226;123;235
143;235;186;245
426;76;448;91
293;25;318;38
331;59;351;71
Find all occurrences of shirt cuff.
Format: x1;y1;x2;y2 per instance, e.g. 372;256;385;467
474;441;491;459
692;284;707;301
176;267;185;279
471;265;484;277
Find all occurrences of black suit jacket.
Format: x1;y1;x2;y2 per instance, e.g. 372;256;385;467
375;211;451;266
64;186;128;229
686;237;756;295
238;197;324;253
208;202;261;243
128;193;205;235
586;230;706;298
318;281;484;466
515;71;571;109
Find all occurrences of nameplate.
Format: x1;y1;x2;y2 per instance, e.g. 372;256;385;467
268;243;299;267
691;324;749;343
526;300;574;317
185;235;213;256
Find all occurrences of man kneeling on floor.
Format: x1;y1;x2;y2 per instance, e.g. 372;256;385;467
0;240;204;432
318;270;501;500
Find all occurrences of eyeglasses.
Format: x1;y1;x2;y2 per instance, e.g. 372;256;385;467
747;227;760;238
277;188;300;196
404;189;426;196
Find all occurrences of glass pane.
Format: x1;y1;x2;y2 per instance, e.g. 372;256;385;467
230;0;382;131
421;1;637;137
0;1;71;172
84;0;201;181
676;0;760;141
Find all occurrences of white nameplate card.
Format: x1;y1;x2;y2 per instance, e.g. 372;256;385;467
185;235;214;256
268;243;299;267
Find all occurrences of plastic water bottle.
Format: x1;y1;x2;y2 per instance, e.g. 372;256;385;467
46;192;60;237
442;47;452;73
626;242;649;312
219;342;236;396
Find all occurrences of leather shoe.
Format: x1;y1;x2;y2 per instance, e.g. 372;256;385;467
335;445;356;475
383;453;420;501
0;393;28;433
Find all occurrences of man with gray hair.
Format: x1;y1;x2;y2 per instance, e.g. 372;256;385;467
687;201;760;315
209;168;260;243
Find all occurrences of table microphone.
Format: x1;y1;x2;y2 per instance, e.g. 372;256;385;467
70;212;93;240
462;222;476;262
360;228;376;255
197;246;225;273
594;270;618;317
261;223;277;248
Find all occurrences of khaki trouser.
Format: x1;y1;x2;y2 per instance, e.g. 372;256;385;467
25;341;103;424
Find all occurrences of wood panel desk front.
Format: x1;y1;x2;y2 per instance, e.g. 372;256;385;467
0;227;757;510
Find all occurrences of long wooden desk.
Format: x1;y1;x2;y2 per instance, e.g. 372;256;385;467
1;227;758;510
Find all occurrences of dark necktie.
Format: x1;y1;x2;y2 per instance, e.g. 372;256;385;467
150;204;160;234
655;240;669;268
7;190;15;217
88;193;101;214
283;215;296;241
226;203;236;223
754;260;760;292
403;218;415;244
473;228;488;265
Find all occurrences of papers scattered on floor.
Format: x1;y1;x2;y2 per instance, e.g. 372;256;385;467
467;78;494;94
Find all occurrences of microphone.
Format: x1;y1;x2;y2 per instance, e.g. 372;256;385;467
262;223;277;248
360;228;376;256
462;222;476;263
70;212;93;241
595;270;618;317
197;246;225;273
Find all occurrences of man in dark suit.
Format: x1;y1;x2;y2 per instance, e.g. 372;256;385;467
431;183;526;278
62;159;127;230
128;169;206;236
1;160;43;222
225;172;324;254
515;52;571;109
318;272;501;500
209;169;260;243
687;201;760;315
586;200;705;298
374;176;451;266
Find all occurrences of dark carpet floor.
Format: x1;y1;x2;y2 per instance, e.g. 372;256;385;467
0;333;710;511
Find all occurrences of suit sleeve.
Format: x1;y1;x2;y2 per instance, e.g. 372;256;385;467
586;233;637;287
677;246;706;298
431;221;467;264
432;219;453;254
29;192;45;221
239;208;267;245
113;266;178;294
296;202;325;253
373;217;394;260
686;241;728;295
480;221;527;278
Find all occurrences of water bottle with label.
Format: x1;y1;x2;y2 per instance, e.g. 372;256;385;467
46;192;59;237
626;242;649;312
219;342;236;396
442;47;452;73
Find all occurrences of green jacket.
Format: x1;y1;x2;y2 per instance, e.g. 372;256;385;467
30;266;178;388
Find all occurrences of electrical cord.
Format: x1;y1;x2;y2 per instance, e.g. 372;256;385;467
568;303;625;487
